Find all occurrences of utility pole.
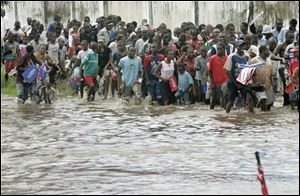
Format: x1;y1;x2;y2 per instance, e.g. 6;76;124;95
248;1;254;25
44;1;48;26
14;1;18;22
194;1;199;26
103;1;108;17
149;1;153;25
71;1;76;20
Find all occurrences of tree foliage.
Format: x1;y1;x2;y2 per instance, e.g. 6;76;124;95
1;1;10;7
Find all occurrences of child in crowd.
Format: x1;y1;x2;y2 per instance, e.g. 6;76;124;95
18;35;30;58
47;32;61;85
3;32;19;82
175;63;195;105
287;47;299;110
80;42;99;101
57;37;68;79
154;50;177;105
195;46;209;103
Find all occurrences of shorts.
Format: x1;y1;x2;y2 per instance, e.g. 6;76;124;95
161;80;172;102
272;76;278;93
70;67;81;89
98;68;104;78
84;76;96;87
201;84;208;94
255;88;274;105
227;80;252;103
289;88;299;102
68;47;75;59
132;83;141;97
124;86;133;97
16;82;30;101
220;81;229;95
147;80;162;100
175;90;190;102
123;83;141;97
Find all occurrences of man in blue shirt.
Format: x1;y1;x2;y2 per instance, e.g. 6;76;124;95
118;46;143;100
47;14;62;33
224;39;254;113
175;63;195;104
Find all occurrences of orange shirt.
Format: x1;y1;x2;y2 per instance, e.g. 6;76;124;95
208;54;228;86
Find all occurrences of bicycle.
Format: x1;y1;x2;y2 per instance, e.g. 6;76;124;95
30;68;56;104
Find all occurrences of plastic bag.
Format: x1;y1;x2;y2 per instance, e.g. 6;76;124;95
169;76;178;92
111;70;117;81
98;77;104;95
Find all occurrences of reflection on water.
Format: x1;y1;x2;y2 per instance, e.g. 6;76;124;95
1;95;299;195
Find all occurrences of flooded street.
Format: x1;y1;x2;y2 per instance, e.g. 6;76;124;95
1;95;299;195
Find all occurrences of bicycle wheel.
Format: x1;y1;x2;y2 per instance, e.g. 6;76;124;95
47;87;57;104
41;87;48;104
46;89;51;104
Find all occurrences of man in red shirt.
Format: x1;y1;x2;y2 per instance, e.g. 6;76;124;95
288;46;299;78
208;43;229;109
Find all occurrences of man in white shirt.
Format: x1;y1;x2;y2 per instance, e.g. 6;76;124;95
22;17;32;36
1;8;10;47
97;21;113;46
6;21;24;43
271;18;283;40
256;25;267;46
244;34;259;60
284;33;299;60
139;19;150;31
135;29;148;55
38;24;48;44
277;18;298;44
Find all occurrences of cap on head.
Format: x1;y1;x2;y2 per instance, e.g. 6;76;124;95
98;36;105;43
262;25;272;34
236;39;245;46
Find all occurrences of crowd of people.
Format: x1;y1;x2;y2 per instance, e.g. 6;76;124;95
1;8;299;112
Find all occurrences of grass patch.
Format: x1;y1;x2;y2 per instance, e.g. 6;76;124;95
1;65;17;96
1;65;74;97
55;79;74;96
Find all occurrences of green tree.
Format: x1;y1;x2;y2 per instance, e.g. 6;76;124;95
1;1;10;7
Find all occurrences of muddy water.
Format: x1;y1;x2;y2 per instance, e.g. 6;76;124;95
1;95;299;195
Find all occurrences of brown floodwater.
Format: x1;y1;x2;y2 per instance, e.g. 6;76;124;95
1;95;299;195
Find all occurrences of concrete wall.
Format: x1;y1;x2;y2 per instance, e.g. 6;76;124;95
253;1;299;26
198;1;250;26
107;1;149;24
152;1;195;30
4;1;45;28
197;1;299;28
73;1;103;25
42;1;103;27
44;1;72;26
2;1;299;32
3;1;103;29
